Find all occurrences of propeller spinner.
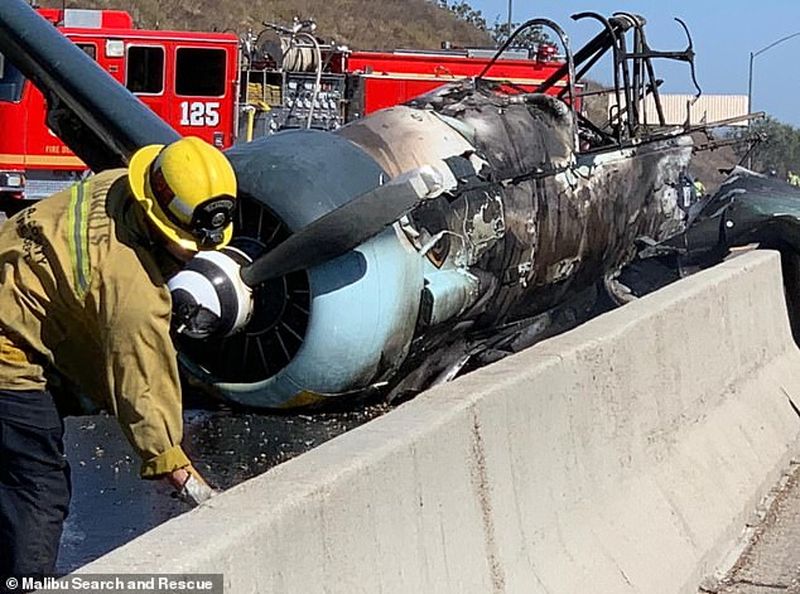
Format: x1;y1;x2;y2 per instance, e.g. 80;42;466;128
170;164;448;339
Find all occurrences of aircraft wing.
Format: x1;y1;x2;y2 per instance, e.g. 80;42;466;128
664;167;800;262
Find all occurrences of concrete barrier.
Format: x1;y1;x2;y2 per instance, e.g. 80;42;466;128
79;250;800;593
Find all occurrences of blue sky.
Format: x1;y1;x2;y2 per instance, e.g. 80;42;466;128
467;0;800;126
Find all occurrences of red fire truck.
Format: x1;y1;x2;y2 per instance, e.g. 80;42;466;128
346;45;566;116
0;7;239;206
239;26;568;140
0;10;570;209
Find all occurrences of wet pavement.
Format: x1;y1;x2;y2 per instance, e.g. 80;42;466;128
57;399;391;573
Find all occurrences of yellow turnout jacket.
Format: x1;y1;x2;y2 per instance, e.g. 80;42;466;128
0;169;189;478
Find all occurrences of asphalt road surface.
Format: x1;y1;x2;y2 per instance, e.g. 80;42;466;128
57;400;391;573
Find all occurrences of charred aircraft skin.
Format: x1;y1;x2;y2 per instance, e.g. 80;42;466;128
344;83;693;396
177;81;694;406
343;84;692;324
3;1;749;409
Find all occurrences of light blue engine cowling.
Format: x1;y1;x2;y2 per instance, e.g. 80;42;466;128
176;130;425;408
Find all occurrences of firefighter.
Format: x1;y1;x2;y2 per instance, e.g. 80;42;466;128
788;171;800;187
0;136;236;585
693;178;706;198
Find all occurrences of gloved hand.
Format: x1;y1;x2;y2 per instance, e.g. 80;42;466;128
167;465;219;506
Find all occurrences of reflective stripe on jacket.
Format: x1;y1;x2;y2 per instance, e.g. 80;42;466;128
0;169;189;478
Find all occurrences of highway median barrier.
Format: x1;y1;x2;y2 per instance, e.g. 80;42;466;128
77;250;800;594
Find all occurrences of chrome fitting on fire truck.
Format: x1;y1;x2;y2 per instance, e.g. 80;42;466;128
0;171;25;191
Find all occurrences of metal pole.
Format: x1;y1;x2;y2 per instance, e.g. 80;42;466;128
746;32;800;170
747;51;754;117
507;0;512;38
747;51;754;169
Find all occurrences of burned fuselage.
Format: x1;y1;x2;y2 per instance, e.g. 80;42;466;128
176;77;695;407
175;15;708;407
0;2;710;408
344;85;693;322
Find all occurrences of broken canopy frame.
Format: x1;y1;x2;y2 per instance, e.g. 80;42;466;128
476;17;578;154
477;12;703;152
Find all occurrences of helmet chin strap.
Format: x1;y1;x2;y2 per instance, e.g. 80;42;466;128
163;239;195;263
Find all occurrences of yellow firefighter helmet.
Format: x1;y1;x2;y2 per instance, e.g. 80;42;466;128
128;137;237;251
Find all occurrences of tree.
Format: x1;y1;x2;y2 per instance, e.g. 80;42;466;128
438;1;487;31
437;0;550;48
735;117;800;178
490;19;550;49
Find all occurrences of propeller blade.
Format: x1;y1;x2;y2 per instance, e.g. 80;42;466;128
240;166;445;287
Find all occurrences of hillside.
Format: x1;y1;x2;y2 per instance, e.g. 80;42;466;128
38;0;493;50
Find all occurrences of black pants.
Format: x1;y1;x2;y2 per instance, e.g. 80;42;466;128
0;389;70;587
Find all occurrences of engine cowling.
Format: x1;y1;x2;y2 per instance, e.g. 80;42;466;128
176;130;424;408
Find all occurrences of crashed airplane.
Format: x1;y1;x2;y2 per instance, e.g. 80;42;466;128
0;2;784;409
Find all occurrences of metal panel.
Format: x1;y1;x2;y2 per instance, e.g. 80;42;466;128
25;178;75;199
608;94;749;127
63;9;102;28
